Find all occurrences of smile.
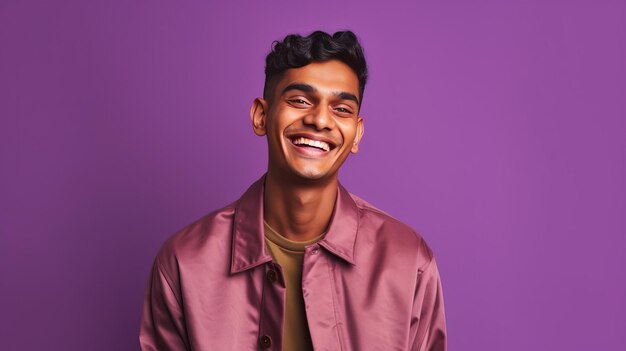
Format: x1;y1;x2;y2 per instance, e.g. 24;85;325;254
291;137;331;152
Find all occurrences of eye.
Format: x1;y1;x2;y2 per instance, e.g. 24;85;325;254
288;98;310;107
334;106;354;115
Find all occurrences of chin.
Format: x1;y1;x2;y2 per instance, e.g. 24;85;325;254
290;165;333;182
295;169;326;180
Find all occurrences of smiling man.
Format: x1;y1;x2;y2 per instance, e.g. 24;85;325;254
140;31;446;351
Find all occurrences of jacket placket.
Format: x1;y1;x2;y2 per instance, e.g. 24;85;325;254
258;262;286;350
302;243;344;351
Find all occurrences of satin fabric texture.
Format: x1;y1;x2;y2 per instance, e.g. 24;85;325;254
140;176;447;350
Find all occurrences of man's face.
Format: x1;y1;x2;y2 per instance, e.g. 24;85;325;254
251;60;364;183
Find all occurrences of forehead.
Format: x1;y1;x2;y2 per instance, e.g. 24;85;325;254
274;60;359;97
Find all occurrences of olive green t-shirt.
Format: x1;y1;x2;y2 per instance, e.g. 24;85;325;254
263;221;324;351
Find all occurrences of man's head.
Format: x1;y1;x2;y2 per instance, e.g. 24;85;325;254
251;30;368;183
263;31;368;108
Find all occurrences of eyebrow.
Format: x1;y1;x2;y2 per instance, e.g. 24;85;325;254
281;83;360;105
282;83;315;95
337;91;359;105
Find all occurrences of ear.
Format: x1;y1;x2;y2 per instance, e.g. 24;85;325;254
250;98;268;136
350;116;365;154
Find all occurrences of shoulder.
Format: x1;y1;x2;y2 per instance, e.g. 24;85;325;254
350;192;435;270
155;201;237;273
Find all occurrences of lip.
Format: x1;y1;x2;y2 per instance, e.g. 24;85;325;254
284;133;339;158
285;133;339;150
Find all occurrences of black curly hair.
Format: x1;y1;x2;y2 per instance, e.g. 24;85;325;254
263;30;368;107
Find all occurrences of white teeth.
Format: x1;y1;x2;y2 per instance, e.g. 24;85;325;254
293;137;330;151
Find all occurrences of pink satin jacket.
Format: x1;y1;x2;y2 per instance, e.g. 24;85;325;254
140;177;446;350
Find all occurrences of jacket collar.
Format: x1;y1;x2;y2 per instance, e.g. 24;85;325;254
230;175;359;274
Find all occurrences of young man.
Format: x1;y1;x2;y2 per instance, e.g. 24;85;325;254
140;30;446;351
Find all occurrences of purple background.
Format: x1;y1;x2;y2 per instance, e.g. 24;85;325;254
1;1;625;350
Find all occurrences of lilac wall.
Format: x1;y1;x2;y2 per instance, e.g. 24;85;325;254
1;1;625;350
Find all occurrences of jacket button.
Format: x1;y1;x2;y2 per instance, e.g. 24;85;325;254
259;335;272;348
266;269;277;282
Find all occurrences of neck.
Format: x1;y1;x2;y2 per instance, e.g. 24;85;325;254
263;171;338;241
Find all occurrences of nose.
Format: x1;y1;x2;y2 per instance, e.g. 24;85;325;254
303;105;336;131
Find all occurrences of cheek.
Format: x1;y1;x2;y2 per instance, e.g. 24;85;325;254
265;115;284;137
267;108;295;132
337;120;358;140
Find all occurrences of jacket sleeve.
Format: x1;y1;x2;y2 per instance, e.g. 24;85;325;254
139;256;190;351
409;255;447;351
